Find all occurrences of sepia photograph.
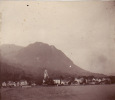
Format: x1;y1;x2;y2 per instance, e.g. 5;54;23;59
0;1;115;100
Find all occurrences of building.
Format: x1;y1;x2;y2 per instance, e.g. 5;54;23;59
2;82;7;87
53;79;60;85
20;80;28;86
43;69;49;84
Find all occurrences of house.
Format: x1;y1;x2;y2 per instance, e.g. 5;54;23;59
73;78;81;85
16;82;20;86
31;83;36;86
7;81;16;87
53;79;61;85
20;80;28;86
98;78;102;82
53;79;69;85
2;82;7;87
92;78;96;82
61;80;69;85
74;77;86;85
101;77;111;84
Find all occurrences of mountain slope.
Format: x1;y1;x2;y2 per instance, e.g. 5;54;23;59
0;59;24;82
0;42;105;78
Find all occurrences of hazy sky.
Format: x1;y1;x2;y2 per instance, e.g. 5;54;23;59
0;1;115;75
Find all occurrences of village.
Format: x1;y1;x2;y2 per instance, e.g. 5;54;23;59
1;70;112;88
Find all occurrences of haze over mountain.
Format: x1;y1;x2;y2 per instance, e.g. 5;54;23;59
0;44;23;60
0;42;105;78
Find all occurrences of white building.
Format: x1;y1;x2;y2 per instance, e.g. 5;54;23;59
7;81;16;87
20;80;28;86
2;82;7;87
53;79;69;85
53;79;60;85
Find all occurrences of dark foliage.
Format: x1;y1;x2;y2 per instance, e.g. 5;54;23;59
109;76;115;84
0;61;43;85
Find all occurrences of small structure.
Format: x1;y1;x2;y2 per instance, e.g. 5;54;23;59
2;82;7;87
61;80;69;85
20;80;28;86
53;79;69;85
92;78;96;82
53;79;60;85
16;82;20;86
31;83;36;86
101;77;111;84
72;78;86;85
7;81;16;87
74;78;81;85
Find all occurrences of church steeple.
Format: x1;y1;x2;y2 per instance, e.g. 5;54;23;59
44;69;49;80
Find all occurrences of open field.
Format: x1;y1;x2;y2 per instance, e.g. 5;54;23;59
1;85;115;100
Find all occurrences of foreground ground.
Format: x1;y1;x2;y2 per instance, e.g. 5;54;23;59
1;84;115;100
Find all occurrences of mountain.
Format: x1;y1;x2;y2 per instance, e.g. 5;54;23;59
0;59;24;82
0;44;23;60
0;42;105;79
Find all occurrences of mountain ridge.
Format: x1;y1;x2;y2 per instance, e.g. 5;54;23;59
0;42;106;78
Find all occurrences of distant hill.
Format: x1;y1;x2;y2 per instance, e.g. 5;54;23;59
0;42;105;80
0;44;23;60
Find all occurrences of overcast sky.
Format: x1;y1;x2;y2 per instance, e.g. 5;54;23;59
0;1;115;75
